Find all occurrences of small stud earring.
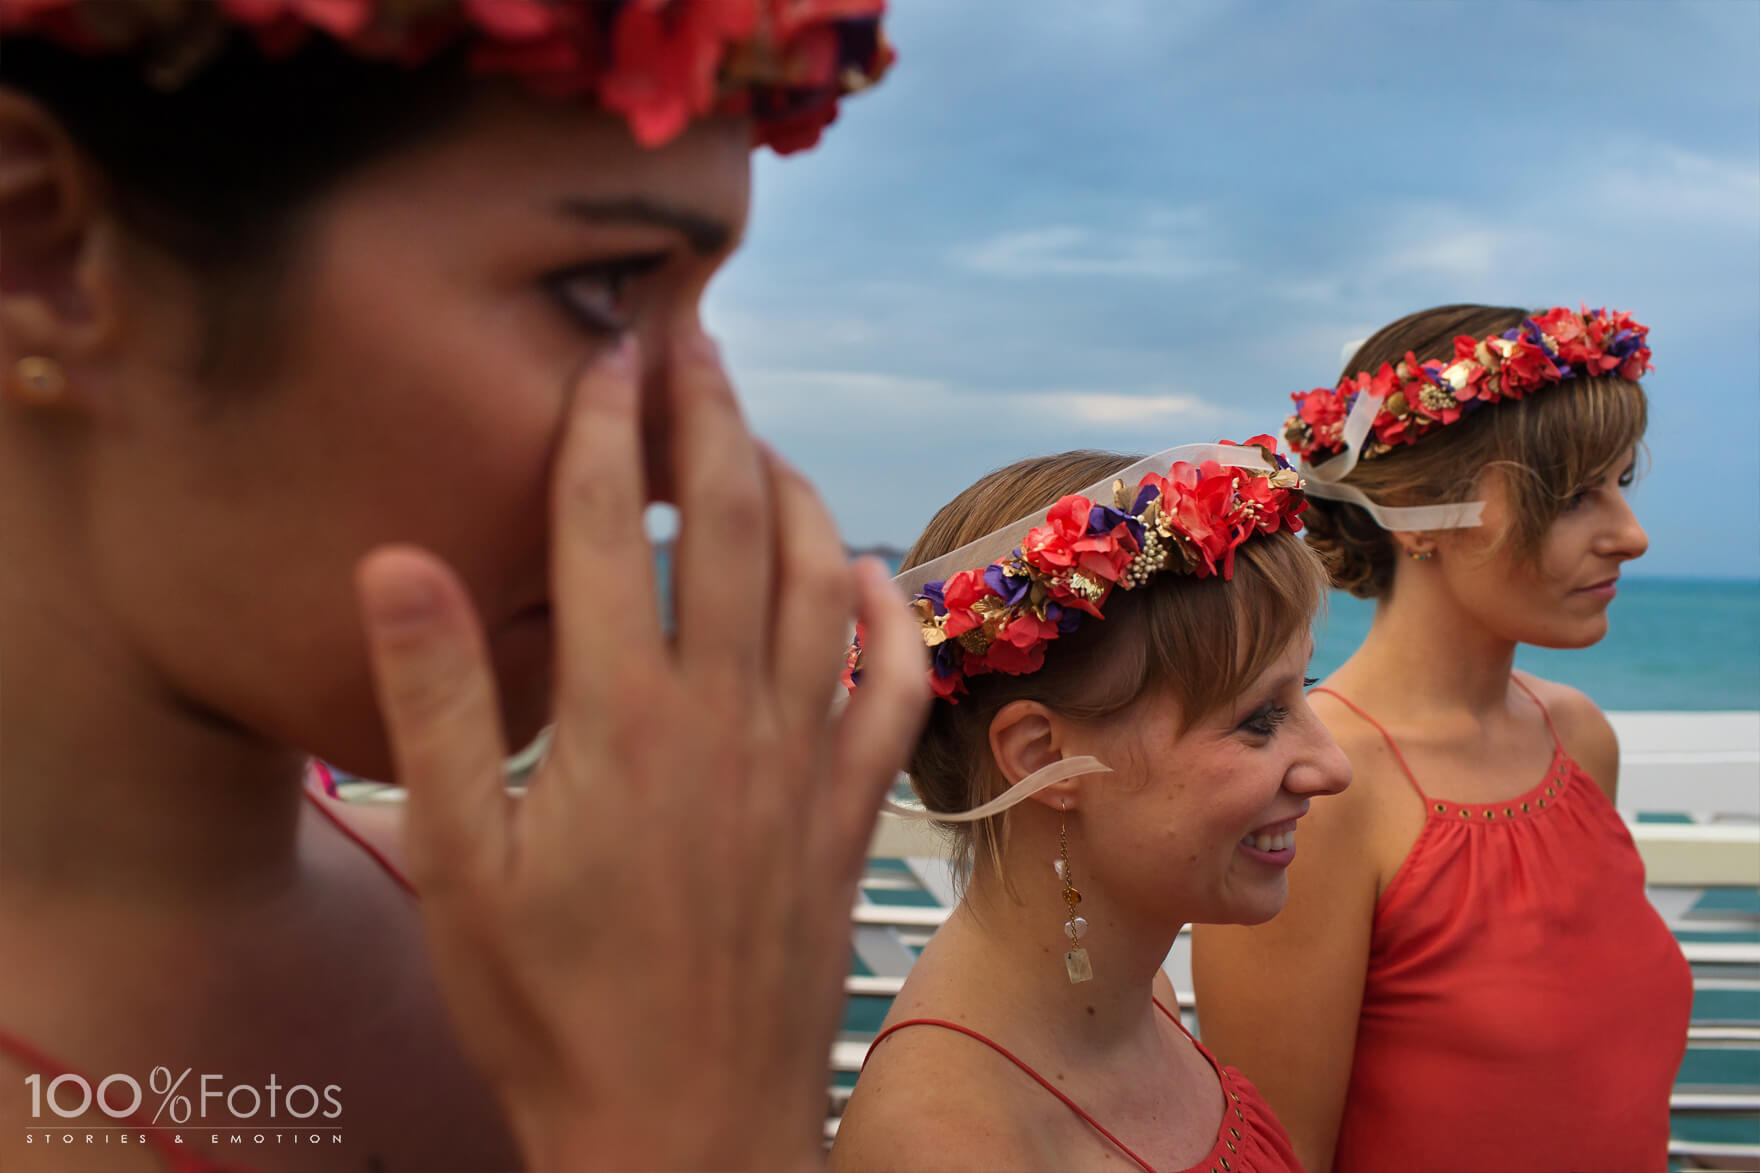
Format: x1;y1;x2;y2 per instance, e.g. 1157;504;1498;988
11;356;67;404
1408;548;1434;562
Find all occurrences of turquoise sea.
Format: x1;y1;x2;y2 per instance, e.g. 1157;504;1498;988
1310;577;1760;711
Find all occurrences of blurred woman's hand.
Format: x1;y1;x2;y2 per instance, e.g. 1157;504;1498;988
355;332;928;1171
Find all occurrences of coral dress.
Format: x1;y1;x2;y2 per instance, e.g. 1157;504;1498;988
867;997;1304;1172
1315;681;1692;1173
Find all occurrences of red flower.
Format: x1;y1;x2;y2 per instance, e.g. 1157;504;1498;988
995;610;1059;651
1020;494;1091;574
220;0;373;39
463;0;557;38
929;666;966;702
1232;471;1287;536
1162;467;1235;577
979;626;1047;676
1496;336;1559;395
1533;306;1597;367
1070;522;1137;584
600;0;761;148
939;568;997;639
1296;385;1348;449
839;622;864;691
755;100;838;153
1443;340;1494;404
1371;405;1418;448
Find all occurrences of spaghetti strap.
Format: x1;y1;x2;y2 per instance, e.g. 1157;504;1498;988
864;1018;1160;1173
302;785;417;898
1309;686;1430;802
1509;676;1564;751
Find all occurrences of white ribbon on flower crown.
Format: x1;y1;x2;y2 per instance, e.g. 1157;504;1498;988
883;756;1113;822
894;442;1280;598
1298;388;1486;531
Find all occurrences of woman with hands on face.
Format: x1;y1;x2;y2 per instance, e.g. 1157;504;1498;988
0;4;924;1171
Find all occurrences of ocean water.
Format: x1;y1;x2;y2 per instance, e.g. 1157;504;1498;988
1310;577;1760;711
851;552;1758;712
670;544;1758;711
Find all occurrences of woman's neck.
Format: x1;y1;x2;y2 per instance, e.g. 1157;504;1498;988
950;849;1182;1057
1;597;310;912
1337;576;1518;719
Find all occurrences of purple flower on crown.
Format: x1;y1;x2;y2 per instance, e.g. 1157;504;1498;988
920;579;948;617
1088;503;1146;549
984;563;1034;608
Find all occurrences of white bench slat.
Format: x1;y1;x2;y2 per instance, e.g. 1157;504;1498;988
1635;823;1760;887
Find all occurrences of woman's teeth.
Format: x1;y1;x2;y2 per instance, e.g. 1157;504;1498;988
1242;830;1294;852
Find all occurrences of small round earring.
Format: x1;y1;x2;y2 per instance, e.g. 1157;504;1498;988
1408;549;1434;562
11;356;67;404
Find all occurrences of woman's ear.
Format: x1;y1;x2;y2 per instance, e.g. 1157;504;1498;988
0;89;124;388
989;699;1088;812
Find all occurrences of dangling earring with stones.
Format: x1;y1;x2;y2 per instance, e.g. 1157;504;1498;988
1056;804;1092;984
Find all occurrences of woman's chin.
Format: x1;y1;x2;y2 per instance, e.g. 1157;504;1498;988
1222;878;1291;927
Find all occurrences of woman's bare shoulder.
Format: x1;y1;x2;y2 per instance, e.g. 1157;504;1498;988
832;1024;1055;1173
1513;671;1619;796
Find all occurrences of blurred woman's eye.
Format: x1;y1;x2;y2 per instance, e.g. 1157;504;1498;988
546;253;668;336
1239;704;1291;739
1565;463;1640;511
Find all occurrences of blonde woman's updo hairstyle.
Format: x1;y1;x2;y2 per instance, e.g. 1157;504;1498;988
902;451;1326;889
1303;304;1649;599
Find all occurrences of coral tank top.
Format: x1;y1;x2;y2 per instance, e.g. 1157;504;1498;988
866;998;1303;1172
1314;682;1692;1173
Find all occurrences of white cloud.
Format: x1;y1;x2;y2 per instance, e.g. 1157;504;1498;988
738;369;1222;430
954;214;1233;280
1594;146;1760;230
1008;390;1221;426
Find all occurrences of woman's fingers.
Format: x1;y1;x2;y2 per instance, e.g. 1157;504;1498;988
763;444;857;733
357;546;513;901
668;332;774;687
551;337;663;711
826;558;930;850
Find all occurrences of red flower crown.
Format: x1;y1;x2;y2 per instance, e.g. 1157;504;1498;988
0;0;893;154
844;438;1308;704
1283;306;1652;465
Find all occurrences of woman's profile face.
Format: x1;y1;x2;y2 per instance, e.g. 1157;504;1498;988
77;91;753;779
1433;448;1648;649
1073;632;1351;932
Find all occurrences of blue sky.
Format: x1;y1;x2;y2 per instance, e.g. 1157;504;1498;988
706;0;1760;579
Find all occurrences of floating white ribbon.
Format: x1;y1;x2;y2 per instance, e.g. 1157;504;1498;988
1299;390;1485;531
884;756;1113;822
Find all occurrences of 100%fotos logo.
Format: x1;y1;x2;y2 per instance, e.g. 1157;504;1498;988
25;1066;342;1122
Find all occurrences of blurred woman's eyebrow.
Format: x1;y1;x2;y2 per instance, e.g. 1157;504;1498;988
556;196;732;254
